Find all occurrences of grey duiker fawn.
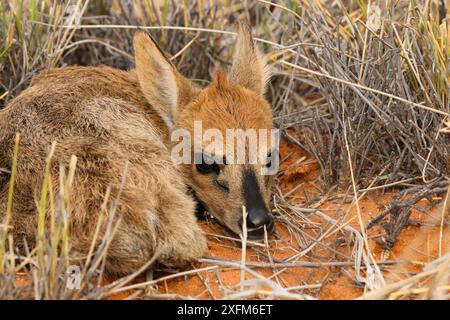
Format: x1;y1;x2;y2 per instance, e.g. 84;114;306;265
0;24;275;274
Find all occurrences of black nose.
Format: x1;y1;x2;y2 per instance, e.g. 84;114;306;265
247;207;272;229
239;207;274;240
240;169;274;240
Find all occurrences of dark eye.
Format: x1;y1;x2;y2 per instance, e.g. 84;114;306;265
196;154;220;175
196;162;220;174
266;153;272;168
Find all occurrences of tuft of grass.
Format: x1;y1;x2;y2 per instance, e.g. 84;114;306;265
0;133;20;274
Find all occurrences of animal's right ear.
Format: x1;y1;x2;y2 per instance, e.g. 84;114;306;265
133;32;196;129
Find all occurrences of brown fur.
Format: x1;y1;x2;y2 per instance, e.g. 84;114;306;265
0;24;273;274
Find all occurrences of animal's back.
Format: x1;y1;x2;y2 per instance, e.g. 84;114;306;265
0;65;170;221
0;66;167;142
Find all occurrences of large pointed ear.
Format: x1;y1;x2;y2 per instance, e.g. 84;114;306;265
229;23;271;96
133;32;197;129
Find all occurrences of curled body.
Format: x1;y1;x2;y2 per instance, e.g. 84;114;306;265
0;24;276;275
0;66;205;274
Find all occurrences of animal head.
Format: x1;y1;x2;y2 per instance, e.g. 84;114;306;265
133;24;277;240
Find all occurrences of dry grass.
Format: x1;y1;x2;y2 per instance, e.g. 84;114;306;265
0;0;449;300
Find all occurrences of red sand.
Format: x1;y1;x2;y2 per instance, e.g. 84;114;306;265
156;135;449;300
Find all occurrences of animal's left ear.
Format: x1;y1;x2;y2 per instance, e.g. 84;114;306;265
229;23;271;96
133;32;198;129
